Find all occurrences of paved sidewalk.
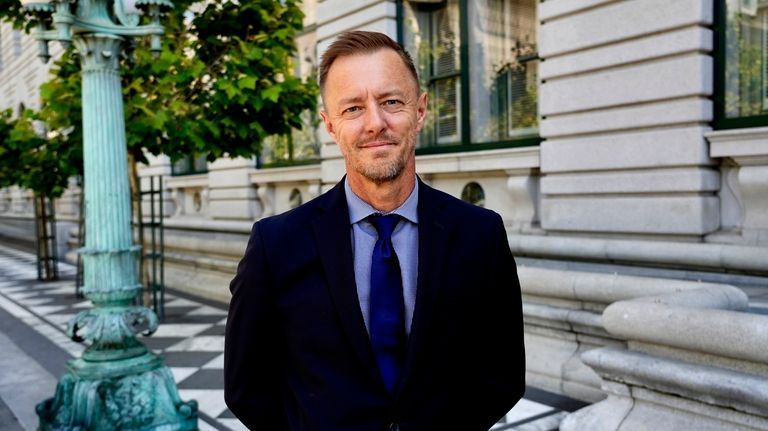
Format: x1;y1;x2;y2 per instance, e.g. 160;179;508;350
0;242;583;431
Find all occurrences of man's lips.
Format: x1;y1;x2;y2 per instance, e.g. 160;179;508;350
358;141;396;149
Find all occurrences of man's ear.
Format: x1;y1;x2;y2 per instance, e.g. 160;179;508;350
415;91;428;132
320;110;336;140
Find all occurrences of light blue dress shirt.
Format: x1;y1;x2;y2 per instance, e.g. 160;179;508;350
344;179;419;336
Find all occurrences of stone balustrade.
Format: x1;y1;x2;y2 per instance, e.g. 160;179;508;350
510;234;768;275
249;164;322;218
166;173;210;219
522;264;768;430
519;266;725;402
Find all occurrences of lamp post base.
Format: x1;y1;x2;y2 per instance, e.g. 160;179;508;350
36;351;198;430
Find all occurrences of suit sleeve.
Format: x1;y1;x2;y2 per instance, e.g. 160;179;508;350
224;221;288;430
473;213;527;429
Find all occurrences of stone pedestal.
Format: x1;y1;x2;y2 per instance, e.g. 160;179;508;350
707;127;768;246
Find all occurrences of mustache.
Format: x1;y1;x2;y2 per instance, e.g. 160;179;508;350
356;133;399;147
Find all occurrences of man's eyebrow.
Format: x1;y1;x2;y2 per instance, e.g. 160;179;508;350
337;96;364;107
338;91;407;107
377;90;407;100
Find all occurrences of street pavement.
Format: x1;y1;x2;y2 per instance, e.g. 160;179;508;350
0;242;583;431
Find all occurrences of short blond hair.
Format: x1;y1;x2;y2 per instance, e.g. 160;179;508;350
319;31;419;96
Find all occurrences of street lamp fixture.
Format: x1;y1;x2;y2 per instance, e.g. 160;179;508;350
22;0;169;62
21;0;198;429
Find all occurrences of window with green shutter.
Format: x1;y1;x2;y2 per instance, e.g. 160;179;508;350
715;0;768;128
171;154;208;176
400;0;540;152
763;8;768;111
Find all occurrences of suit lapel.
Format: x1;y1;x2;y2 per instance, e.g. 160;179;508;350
398;179;452;396
311;180;381;383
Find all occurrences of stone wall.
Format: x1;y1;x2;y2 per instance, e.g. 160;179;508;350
538;0;718;239
0;22;63;113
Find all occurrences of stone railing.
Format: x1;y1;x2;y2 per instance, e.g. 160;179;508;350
159;219;250;302
510;234;768;275
165;173;209;219
249;164;322;218
562;283;767;430
520;266;718;401
416;146;541;235
520;264;768;430
0;186;34;216
150;163;324;302
0;183;81;255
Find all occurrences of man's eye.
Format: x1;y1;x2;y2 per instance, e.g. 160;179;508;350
383;100;401;106
343;106;361;114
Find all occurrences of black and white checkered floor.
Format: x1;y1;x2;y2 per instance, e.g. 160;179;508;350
0;243;582;431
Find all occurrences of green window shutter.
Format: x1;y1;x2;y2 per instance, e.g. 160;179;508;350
430;2;461;144
432;6;458;75
434;77;460;142
763;9;768;110
171;156;191;176
505;0;538;138
192;154;208;173
506;64;537;136
171;154;208;176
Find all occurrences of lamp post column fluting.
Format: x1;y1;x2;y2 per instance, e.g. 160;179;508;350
22;0;198;429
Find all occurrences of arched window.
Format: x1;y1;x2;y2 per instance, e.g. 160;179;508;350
289;188;303;209
461;182;485;207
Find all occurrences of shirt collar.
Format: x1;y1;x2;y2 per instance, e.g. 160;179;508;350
344;177;419;225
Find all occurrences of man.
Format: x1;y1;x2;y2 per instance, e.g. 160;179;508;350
225;31;525;431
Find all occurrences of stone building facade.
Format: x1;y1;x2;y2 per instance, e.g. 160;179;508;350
2;0;768;429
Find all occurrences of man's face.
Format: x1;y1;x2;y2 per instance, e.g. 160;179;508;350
320;49;428;185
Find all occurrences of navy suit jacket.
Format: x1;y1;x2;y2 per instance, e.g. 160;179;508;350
224;178;525;431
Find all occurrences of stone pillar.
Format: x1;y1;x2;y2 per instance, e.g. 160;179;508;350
538;0;719;238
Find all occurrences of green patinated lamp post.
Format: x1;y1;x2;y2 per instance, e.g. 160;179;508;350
21;0;198;429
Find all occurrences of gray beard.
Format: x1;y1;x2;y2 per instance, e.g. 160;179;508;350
358;156;407;184
353;132;411;184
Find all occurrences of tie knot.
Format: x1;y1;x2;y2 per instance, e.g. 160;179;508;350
368;214;402;240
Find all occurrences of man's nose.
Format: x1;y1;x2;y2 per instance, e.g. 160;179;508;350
364;105;386;134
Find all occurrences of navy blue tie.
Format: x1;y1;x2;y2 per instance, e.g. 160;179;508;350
368;214;406;393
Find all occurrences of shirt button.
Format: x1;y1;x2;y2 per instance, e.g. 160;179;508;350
389;423;400;431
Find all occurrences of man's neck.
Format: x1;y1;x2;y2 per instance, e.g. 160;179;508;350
347;172;416;213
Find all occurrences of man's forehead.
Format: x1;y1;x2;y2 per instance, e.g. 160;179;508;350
327;49;404;74
323;50;419;100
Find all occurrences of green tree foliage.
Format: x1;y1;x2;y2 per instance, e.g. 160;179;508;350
0;0;318;195
0;0;28;29
0;109;82;198
128;0;319;164
0;110;21;190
